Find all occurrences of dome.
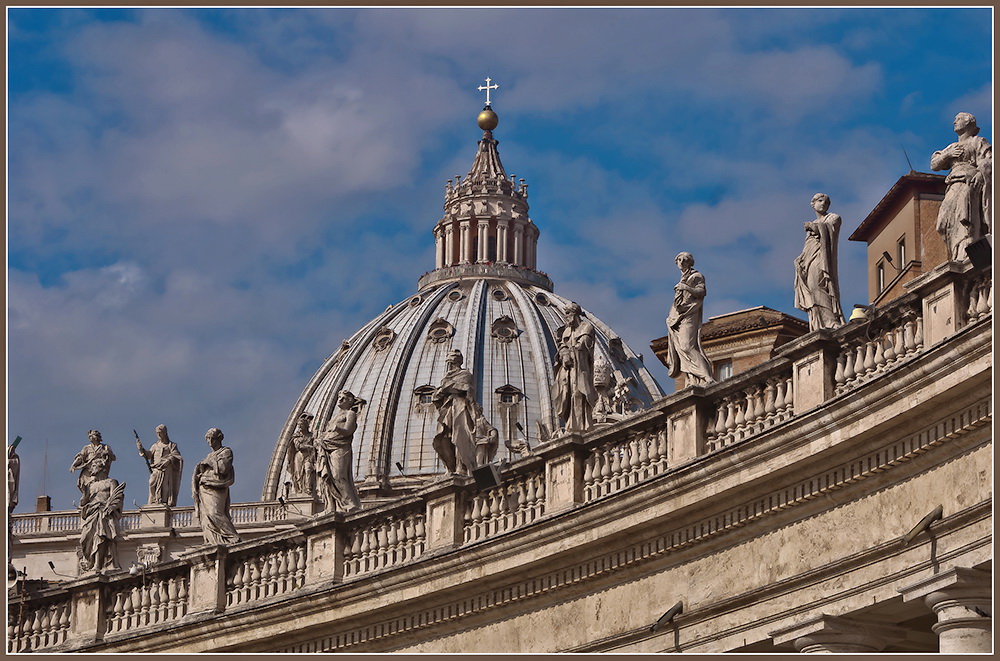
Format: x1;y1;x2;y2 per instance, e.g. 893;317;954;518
261;102;666;500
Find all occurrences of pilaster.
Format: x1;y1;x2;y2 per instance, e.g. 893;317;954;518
179;545;227;615
541;434;586;514
66;574;108;644
778;331;837;414
664;395;709;467
904;259;970;346
423;478;468;551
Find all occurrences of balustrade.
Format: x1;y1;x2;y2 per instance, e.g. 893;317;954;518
583;428;668;501
226;543;307;607
463;471;546;543
966;272;993;324
835;315;923;395
344;509;426;578
706;372;794;452
106;570;189;635
7;597;72;652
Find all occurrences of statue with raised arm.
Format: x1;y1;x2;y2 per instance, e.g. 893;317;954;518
552;302;598;433
136;425;183;507
192;428;240;546
289;413;317;497
316;392;362;513
70;430;117;499
794;193;846;331
930;112;992;261
666;252;716;387
432;349;479;475
78;454;126;574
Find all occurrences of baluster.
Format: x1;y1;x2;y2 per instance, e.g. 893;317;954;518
892;325;905;360
637;433;651;478
250;556;263;600
525;476;538;520
415;517;426;554
712;402;726;437
627;437;641;481
722;398;736;437
489;490;502;535
112;590;126;632
30;608;43;649
734;395;747;431
177;579;189;616
842;348;856;382
277;548;290;593
863;341;876;373
599;448;612;494
230;559;244;605
356;529;370;573
873;334;885;368
656;429;668;470
39;606;51;647
752;386;765;425
583;454;595;497
914;316;924;349
834;353;846;387
882;330;896;362
379;521;392;567
903;320;916;353
149;580;162;624
850;344;863;377
784;377;794;414
167;576;179;619
141;582;152;626
58;602;70;639
763;380;777;416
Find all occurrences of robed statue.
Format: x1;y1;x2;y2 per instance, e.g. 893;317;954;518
793;193;846;331
432;349;479;474
666;252;716;387
192;428;241;546
552;302;598;433
315;392;362;513
136;424;183;507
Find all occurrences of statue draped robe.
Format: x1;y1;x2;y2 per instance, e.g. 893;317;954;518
316;410;361;512
794;212;846;331
144;441;183;507
552;318;598;432
432;367;479;473
931;136;992;261
193;447;241;545
666;268;715;385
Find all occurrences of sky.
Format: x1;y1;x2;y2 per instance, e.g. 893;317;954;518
7;7;992;511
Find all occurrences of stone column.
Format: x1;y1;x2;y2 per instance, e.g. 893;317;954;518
459;221;470;263
770;614;904;653
434;228;444;269
898;567;992;653
526;229;536;269
497;220;509;262
477;219;490;263
444;224;455;267
513;223;524;266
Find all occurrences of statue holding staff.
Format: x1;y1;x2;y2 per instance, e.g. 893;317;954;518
135;425;183;507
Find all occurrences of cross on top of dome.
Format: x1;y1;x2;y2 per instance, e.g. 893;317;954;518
477;77;498;107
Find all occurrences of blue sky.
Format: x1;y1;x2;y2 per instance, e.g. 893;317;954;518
7;7;992;510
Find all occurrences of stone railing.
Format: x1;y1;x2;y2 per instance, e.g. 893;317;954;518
226;541;307;608
584;427;668;501
343;505;426;578
6;259;989;652
706;370;794;453
7;594;73;653
105;566;190;636
463;469;546;543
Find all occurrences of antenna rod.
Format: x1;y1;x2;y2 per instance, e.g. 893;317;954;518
901;144;914;172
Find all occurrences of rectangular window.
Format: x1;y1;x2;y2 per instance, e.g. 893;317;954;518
877;261;886;291
714;360;733;381
897;236;906;267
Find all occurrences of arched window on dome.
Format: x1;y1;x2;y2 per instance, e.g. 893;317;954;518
413;385;436;411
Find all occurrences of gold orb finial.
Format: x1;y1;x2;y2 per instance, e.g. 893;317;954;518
478;106;499;131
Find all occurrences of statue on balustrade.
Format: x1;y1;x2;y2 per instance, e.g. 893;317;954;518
666;252;716;387
8;439;20;579
552;302;597;433
78;454;126;574
794;193;846;331
192;428;241;546
473;403;499;466
930;112;992;262
70;430;117;498
289;413;317;497
136;424;183;507
316;392;362;513
432;349;479;474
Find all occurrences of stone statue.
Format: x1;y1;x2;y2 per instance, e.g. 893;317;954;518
793;193;846;331
70;430;117;498
136;425;183;507
592;355;615;423
192;428;241;546
8;441;20;579
289;413;317;497
930;112;992;261
473;403;499;466
665;252;716;387
315;392;362;513
78;453;126;574
432;349;479;474
552;302;598;433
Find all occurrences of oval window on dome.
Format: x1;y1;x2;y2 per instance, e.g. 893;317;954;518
409;295;424;307
534;292;549;306
491;316;520;343
427;318;455;343
447;290;465;302
372;326;396;352
491;288;510;302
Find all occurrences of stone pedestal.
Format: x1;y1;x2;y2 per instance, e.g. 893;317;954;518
904;260;970;347
299;517;345;583
543;439;585;514
665;397;708;467
898;566;992;653
423;479;467;551
778;331;837;414
770;614;904;653
138;504;170;528
66;574;108;644
179;545;227;614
